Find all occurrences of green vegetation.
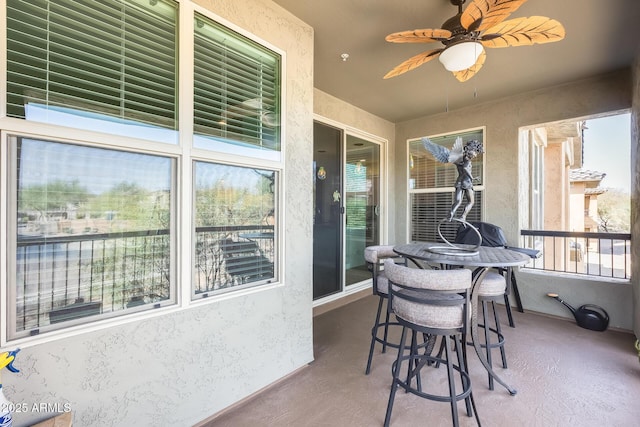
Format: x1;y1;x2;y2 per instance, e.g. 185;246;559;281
18;180;170;232
18;179;89;217
195;173;274;227
597;189;630;232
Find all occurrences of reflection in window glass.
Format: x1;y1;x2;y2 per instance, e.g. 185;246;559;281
11;137;174;339
194;162;277;297
193;12;281;160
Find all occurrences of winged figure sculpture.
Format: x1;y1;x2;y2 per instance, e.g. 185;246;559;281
422;136;483;221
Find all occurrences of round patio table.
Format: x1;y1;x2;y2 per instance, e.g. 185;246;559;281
393;242;531;395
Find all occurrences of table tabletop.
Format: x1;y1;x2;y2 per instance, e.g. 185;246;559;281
393;242;531;268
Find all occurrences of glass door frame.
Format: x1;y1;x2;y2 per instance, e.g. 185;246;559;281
312;115;388;306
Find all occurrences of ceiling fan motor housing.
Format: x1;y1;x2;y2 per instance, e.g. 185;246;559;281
441;13;480;46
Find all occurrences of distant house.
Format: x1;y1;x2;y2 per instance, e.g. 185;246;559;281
533;122;608;266
569;168;607;233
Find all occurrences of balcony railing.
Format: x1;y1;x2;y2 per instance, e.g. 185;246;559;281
520;230;631;279
15;225;274;335
194;225;275;295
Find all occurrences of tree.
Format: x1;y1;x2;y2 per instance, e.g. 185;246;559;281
597;189;630;232
19;180;89;220
87;181;169;230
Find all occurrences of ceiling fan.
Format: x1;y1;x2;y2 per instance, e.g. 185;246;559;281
384;0;565;82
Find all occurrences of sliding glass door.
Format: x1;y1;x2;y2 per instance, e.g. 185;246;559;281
345;135;380;286
313;121;382;300
313;122;342;299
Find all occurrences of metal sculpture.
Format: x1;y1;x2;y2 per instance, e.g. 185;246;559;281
422;136;483;221
422;136;484;255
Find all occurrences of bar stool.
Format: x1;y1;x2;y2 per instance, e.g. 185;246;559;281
383;260;480;427
473;268;508;391
364;245;406;375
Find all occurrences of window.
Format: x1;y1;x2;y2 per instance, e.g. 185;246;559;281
9;136;175;339
6;0;179;143
193;162;276;298
528;129;544;230
3;0;283;343
193;12;281;160
408;129;484;242
522;115;631;279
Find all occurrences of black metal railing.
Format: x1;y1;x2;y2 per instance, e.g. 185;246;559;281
520;230;631;279
194;225;275;294
15;225;275;334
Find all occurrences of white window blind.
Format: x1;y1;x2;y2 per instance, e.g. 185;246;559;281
194;13;281;152
408;129;484;242
6;0;178;133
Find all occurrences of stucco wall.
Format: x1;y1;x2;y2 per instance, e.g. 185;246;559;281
394;69;634;329
5;1;315;426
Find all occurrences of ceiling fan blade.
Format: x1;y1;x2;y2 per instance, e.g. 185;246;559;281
452;50;486;82
385;28;452;43
461;0;528;32
480;16;565;48
383;49;443;79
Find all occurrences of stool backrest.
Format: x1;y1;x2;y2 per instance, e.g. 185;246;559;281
364;245;397;264
364;245;406;296
384;259;471;292
384;260;472;332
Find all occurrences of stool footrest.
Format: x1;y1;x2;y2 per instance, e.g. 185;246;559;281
391;354;472;403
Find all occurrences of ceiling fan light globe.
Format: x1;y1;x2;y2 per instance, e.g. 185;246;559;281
439;42;484;72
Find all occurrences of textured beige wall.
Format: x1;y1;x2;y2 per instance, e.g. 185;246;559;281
394;69;634;328
6;2;315;426
314;89;395;142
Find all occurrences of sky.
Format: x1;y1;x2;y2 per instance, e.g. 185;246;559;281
19;139;173;194
19;138;267;195
581;113;631;192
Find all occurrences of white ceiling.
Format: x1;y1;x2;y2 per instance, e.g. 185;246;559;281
271;0;640;123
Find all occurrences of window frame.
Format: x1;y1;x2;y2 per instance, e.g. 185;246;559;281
5;132;179;341
407;127;486;243
191;159;279;300
0;0;286;346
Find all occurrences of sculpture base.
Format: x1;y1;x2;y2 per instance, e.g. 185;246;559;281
426;218;482;257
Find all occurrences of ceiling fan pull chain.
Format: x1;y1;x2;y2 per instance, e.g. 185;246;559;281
445;85;449;112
